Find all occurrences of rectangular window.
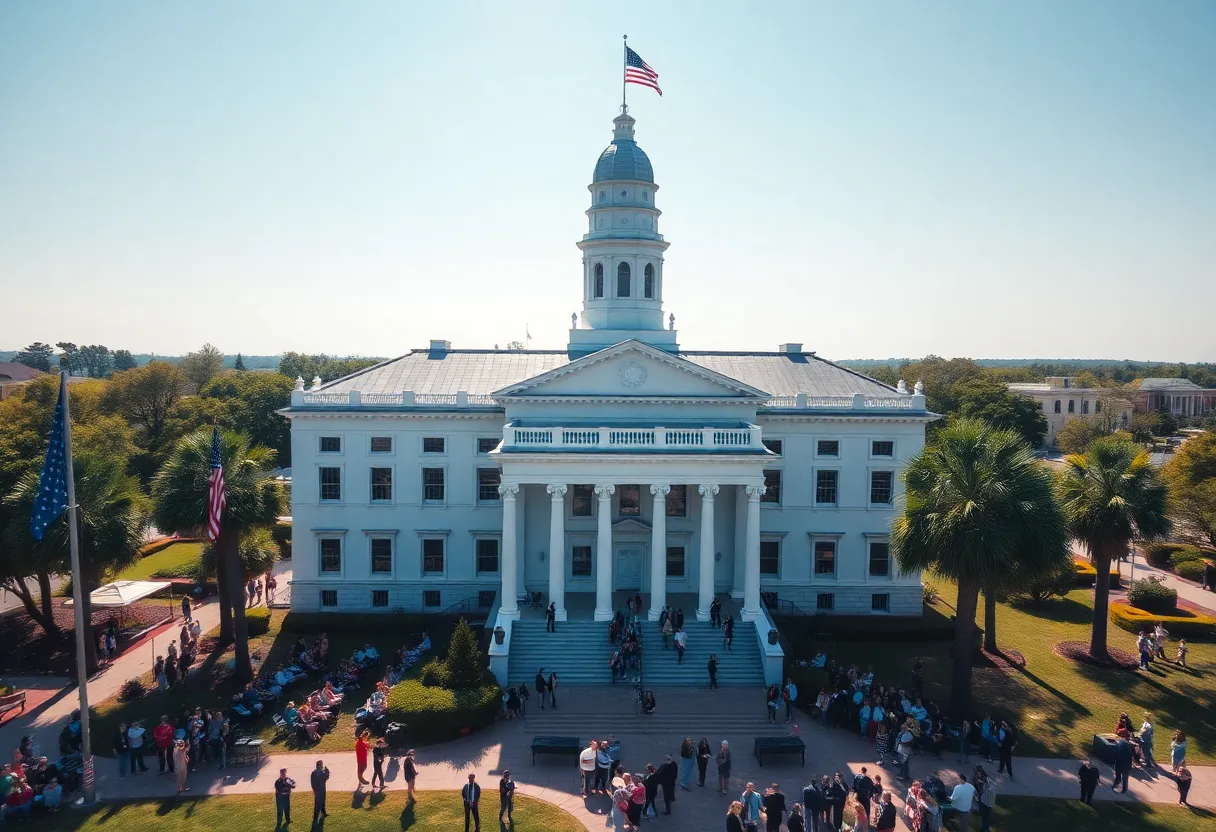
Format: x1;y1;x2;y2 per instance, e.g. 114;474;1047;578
477;437;499;454
477;468;501;502
666;484;687;517
1081;400;1090;414
370;467;392;501
870;471;894;505
814;540;836;576
666;546;686;578
476;538;499;574
762;439;783;455
618;484;641;516
571;484;594;517
422;538;444;574
1068;400;1075;413
571;545;592;577
321;590;338;608
319;436;341;453
1053;400;1061;414
871;440;894;457
422;468;445;502
815;470;838;505
817;440;839;457
370;538;393;573
319;467;341;501
320;538;342;573
762;470;781;504
423;590;441;608
872;593;890;612
868;541;891;577
422;437;445;454
759;540;780;576
372;590;388;608
370;436;392;453
816;593;834;611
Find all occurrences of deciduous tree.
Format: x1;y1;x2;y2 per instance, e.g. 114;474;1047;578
1162;432;1216;547
111;350;138;372
180;343;224;391
954;377;1049;446
13;342;54;372
1056;418;1106;455
102;361;186;449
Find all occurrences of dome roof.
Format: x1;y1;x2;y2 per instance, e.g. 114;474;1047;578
593;140;654;183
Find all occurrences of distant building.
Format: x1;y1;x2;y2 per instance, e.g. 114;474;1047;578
1131;378;1216;418
0;362;45;400
1007;377;1133;447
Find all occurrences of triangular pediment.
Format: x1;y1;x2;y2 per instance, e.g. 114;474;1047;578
611;518;652;533
492;341;767;400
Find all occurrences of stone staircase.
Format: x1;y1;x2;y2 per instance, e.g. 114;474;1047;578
506;618;762;689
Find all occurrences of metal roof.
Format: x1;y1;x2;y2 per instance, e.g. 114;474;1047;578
593;140;654;183
1138;378;1207;391
317;349;897;399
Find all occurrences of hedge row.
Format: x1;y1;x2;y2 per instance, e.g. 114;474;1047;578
385;679;500;742
1110;601;1216;640
1072;558;1122;588
245;607;271;637
774;605;956;644
1177;560;1208;582
139;536;202;558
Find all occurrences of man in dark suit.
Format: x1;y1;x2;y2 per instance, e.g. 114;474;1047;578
1112;740;1134;794
853;766;874;806
657;755;679;815
801;777;824;832
827;772;848;831
310;760;329;823
1077;759;1100;804
461;773;481;832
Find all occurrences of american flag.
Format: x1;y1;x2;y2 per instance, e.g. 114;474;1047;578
207;427;226;543
30;374;70;541
625;47;661;96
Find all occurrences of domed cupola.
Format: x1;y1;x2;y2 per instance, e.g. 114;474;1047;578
593;113;654;183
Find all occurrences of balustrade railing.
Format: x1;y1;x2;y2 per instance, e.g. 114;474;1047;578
762;392;925;411
504;424;762;451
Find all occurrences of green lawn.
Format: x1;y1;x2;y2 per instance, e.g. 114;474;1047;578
92;610;457;756
115;542;205;581
994;796;1211;831
36;791;583;831
792;585;1215;764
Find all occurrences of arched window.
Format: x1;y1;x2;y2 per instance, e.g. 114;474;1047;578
643;264;654;298
1081;400;1089;414
1053;400;1061;414
598;190;606;204
1068;400;1075;413
616;262;631;297
593;263;604;298
1095;401;1102;414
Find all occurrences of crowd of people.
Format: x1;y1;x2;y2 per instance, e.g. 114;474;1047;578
1135;623;1188;670
4;733;77;819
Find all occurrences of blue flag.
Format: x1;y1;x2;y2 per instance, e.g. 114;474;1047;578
30;376;70;541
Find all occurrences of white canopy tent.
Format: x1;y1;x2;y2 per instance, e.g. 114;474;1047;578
65;580;172;608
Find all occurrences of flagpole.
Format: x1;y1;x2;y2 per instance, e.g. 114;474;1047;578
622;34;628;114
61;372;96;805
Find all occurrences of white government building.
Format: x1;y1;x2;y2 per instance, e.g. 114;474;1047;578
283;110;933;681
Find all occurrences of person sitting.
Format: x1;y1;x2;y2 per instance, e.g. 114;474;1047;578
292;637;309;664
237;683;265;715
41;777;63;811
643;690;657;715
307;691;333;716
418;631;431;652
320;680;344;708
298;703;332;730
5;777;33;820
283;702;301;728
274;666;304;688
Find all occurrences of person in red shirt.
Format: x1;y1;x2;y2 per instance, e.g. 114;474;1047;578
355;729;371;788
153;716;175;774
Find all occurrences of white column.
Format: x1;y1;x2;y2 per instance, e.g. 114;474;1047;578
647;484;671;621
696;484;719;622
741;484;764;621
498;484;520;619
594;484;615;621
547;484;568;621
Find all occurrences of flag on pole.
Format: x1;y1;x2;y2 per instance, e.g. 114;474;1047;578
30;375;70;541
625;47;662;96
207;427;226;543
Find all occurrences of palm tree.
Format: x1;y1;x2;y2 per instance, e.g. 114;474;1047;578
201;526;278;588
1056;436;1170;661
152;429;280;682
5;454;148;673
892;419;1067;713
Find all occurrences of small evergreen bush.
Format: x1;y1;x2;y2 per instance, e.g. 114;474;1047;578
1175;559;1207;582
419;656;451;688
1126;577;1178;614
385;679;500;742
1169;546;1206;567
244;607;272;636
1144;543;1186;567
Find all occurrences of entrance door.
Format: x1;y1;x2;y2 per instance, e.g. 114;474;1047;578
616;544;643;591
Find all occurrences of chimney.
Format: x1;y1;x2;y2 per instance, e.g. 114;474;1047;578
779;343;803;354
429;339;452;353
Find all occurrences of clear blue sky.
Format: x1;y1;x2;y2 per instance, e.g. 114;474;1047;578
2;1;1214;361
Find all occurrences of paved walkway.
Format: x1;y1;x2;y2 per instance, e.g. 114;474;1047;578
1127;561;1216;614
78;685;1213;830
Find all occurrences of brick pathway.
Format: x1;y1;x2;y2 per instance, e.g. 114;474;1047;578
86;684;1213;830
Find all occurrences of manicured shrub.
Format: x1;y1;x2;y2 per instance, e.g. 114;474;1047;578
1073;559;1097;586
1169;546;1206;567
1175;559;1208;582
1110;601;1216;639
419;656;451;688
119;678;146;701
1144;543;1186;567
1011;563;1076;604
1126;577;1178;614
385;679;500;742
244;607;271;636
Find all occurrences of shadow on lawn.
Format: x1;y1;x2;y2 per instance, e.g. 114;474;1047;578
1008;595;1095;626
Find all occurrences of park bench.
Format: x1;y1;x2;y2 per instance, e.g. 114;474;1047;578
0;691;27;718
531;735;580;765
753;735;806;767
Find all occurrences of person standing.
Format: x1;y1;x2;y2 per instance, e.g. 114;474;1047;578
766;684;780;724
1112;738;1134;793
853;766;874;807
740;782;763;827
674;627;687;664
274;767;296;826
1077;759;1100;804
726;801;746;832
518;682;530;717
580;739;598;797
723;615;734;650
679;738;695;790
783;678;799;723
1177;764;1192;806
762;783;787;832
499;769;516;824
127;720;148;774
371;737;388;792
1170;730;1187;773
895;726;914;781
977;774;996;832
534;669;547;711
949;774;976;830
181;594;192;621
997;721;1016;779
355;729;371;788
716;741;732;795
462;773;482;832
697;738;712;788
708;655;719;691
154;716;174;775
548;671;558;709
546;602;556;633
873;791;897;831
112;723;129;779
1175;638;1188;668
1138;714;1156;768
596;741;613;794
311;760;329;822
710;597;721;627
827;772;848;831
802;777;824;832
402;749;418;804
657;755;678;814
173;738;190;794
